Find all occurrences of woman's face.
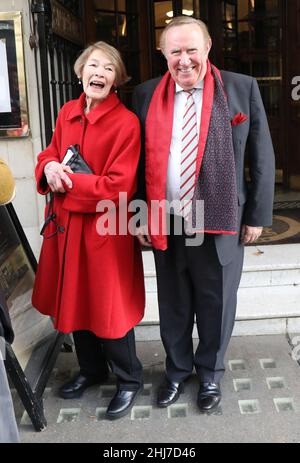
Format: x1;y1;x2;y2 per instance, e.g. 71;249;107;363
81;49;117;110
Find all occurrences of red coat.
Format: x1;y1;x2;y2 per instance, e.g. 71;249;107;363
32;92;145;338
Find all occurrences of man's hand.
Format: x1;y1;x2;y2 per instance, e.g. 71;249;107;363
136;224;152;247
44;161;73;193
240;225;263;244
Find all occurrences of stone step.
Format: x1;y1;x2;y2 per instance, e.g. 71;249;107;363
141;243;300;329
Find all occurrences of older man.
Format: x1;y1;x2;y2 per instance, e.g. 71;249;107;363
133;16;275;413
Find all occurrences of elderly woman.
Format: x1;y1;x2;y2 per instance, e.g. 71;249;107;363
32;42;145;420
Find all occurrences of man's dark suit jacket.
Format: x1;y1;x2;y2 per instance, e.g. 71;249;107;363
132;70;275;265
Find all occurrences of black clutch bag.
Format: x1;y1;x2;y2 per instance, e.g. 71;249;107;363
61;144;93;174
40;145;93;238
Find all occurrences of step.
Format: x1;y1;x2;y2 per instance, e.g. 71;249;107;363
141;243;300;330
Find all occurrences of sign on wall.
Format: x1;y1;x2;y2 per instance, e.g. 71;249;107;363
0;12;29;138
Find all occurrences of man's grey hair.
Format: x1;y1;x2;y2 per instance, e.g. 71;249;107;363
159;16;211;55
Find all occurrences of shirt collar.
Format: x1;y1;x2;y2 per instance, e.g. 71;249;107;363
175;79;204;94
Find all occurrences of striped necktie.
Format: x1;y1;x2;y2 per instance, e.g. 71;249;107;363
180;89;198;220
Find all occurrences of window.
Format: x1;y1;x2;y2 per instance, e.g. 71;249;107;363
94;0;140;85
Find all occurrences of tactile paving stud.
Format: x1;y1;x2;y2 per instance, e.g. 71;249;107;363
233;378;252;392
259;358;277;369
95;407;107;420
238;400;261;415
266;377;286;390
229;360;246;371
131;406;152;420
167;404;188;418
57;408;80;423
273;398;295;412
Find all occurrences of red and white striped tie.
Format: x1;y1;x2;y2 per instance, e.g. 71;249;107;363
180;89;198;220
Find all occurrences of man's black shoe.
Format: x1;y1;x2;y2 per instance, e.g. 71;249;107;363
59;373;108;399
106;386;143;420
157;380;183;408
197;382;221;413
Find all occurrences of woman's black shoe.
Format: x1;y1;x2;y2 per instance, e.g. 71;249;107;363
59;373;108;399
106;386;143;420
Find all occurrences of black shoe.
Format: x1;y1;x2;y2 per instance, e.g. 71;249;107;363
157;380;183;408
59;373;108;399
197;382;221;413
106;386;143;420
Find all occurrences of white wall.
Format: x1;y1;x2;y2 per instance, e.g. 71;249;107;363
0;0;45;258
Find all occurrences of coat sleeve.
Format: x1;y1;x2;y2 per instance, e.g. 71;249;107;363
242;78;275;227
35;109;64;195
62;120;141;213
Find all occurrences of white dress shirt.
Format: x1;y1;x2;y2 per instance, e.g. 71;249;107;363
166;80;204;210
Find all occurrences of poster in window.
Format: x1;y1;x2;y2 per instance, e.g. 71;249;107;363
0;12;29;137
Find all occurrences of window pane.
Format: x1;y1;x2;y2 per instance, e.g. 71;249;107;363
119;0;137;13
118;0;126;10
94;0;115;11
250;19;279;49
225;2;236;22
252;56;280;77
182;0;194;16
155;28;164;50
118;14;139;50
258;82;280;116
224;31;238;52
250;0;279;16
95;12;116;46
238;21;250;49
238;0;249;20
224;57;239;72
154;1;173;27
122;51;140;84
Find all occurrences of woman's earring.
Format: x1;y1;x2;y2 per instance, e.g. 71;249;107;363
77;76;82;85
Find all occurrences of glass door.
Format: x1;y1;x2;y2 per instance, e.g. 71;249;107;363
150;0;201;76
93;0;140;107
222;0;284;183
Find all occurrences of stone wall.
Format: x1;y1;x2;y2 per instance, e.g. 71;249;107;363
0;0;44;258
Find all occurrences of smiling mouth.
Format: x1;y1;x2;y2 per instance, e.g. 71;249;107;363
178;67;196;74
90;81;105;89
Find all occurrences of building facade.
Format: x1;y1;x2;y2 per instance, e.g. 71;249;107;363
0;0;299;333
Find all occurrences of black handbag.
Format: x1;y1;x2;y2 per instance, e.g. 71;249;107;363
61;144;93;174
40;145;93;238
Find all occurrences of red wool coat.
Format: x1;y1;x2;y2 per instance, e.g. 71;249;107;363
32;92;145;338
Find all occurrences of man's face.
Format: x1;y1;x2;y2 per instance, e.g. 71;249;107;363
164;24;211;90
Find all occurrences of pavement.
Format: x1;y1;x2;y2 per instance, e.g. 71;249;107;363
16;334;300;444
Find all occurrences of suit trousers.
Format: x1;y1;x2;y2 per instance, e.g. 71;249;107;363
153;214;244;383
73;328;143;390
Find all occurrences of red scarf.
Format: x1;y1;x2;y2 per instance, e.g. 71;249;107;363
145;61;238;250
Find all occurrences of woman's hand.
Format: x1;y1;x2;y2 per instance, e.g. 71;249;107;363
44;161;73;193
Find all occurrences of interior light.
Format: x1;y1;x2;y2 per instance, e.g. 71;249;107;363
166;9;193;18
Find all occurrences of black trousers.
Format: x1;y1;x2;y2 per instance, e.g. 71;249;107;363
73;328;143;390
153;214;244;384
